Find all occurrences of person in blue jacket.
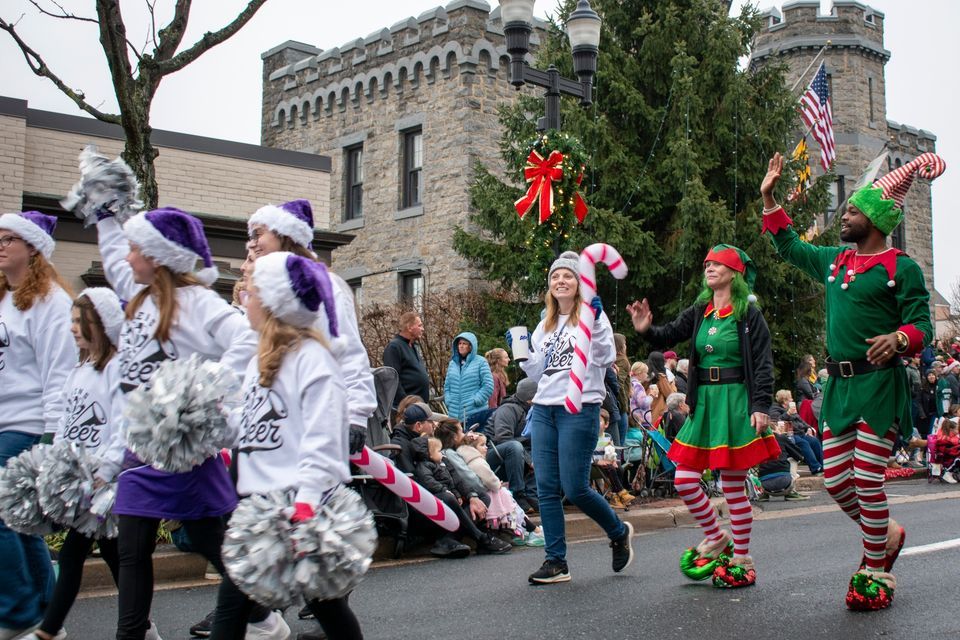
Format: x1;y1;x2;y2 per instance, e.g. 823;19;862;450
444;332;494;427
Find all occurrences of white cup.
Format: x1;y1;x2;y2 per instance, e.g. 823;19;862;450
509;326;530;362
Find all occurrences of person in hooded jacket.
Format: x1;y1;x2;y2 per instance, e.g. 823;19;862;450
444;332;494;427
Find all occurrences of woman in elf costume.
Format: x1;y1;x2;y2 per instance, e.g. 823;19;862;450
761;151;942;611
627;245;779;588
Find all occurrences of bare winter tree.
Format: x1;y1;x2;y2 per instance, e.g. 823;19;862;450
0;0;268;208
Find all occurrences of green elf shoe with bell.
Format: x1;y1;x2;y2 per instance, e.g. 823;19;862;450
845;570;896;611
679;531;733;581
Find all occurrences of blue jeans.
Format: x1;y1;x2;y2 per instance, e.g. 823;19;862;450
0;431;54;630
793;433;823;472
486;440;537;497
530;403;625;562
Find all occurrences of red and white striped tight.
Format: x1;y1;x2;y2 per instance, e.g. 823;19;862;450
674;465;752;557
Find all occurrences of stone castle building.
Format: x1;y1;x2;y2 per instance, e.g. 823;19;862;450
751;0;938;293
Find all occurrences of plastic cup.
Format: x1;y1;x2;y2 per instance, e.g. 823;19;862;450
509;326;529;362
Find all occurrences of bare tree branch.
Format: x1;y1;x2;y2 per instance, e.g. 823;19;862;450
146;0;159;51
153;0;190;62
152;0;267;75
95;0;136;107
0;15;120;124
27;0;97;23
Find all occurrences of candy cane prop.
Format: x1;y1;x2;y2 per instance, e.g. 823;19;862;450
565;243;629;414
350;446;459;532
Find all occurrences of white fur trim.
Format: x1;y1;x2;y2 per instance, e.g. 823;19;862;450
248;205;313;248
195;266;219;286
79;287;124;346
0;213;55;259
252;252;316;328
123;213;202;275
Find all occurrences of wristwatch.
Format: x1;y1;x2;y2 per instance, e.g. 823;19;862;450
895;331;909;353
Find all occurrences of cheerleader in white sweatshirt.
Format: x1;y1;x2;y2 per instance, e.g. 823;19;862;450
210;251;360;640
91;207;257;640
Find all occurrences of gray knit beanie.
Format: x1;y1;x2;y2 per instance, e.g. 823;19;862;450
516;378;538;403
548;250;580;281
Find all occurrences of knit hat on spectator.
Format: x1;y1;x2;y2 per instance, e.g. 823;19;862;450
0;211;57;259
403;402;450;425
516;378;538;403
78;287;124;346
248;199;314;249
704;244;757;302
252;251;338;334
548;250;580;281
123;207;218;285
848;152;946;235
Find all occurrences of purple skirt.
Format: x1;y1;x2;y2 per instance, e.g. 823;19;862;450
114;450;237;520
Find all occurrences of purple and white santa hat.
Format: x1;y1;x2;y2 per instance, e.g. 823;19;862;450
248;199;315;249
122;207;218;285
0;211;57;259
252;251;338;334
78;287;124;346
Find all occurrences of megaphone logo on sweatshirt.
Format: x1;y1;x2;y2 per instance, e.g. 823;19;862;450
238;383;289;454
62;388;107;447
542;330;576;377
0;321;8;372
118;310;178;393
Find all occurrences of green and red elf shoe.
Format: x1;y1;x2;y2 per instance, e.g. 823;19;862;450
845;570;896;611
712;555;756;589
679;531;733;581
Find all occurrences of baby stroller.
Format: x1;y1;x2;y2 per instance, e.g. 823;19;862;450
627;426;677;499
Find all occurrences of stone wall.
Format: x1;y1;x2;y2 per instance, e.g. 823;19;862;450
261;0;542;304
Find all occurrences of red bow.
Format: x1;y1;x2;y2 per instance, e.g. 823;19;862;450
573;173;588;223
515;150;564;224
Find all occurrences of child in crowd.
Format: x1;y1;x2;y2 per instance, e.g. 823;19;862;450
594;409;635;509
933;419;960;483
412;437;460;502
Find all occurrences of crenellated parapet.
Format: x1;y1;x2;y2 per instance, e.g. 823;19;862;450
887;120;938;158
261;0;546;129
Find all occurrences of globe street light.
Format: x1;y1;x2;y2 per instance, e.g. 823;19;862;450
500;0;601;131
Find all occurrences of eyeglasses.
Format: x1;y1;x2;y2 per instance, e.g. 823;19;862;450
0;235;24;249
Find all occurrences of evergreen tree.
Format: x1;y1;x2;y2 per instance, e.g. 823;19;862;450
455;0;837;386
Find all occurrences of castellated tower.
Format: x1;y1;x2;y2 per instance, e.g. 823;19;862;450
260;1;543;305
750;0;938;294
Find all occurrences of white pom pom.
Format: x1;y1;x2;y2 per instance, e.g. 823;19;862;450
841;282;849;290
747;294;757;303
847;269;855;276
195;266;219;286
829;263;835;270
888;280;896;287
827;275;836;283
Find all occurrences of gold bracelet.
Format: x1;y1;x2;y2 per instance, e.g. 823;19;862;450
895;330;910;353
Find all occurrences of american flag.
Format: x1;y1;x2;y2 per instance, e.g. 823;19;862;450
799;63;836;170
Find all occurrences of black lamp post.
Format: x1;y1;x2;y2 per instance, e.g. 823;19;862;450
500;0;601;132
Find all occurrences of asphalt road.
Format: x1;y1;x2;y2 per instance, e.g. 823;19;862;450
66;480;960;640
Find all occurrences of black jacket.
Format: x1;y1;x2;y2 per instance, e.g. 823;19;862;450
795;377;818;403
674;371;688;395
410;438;459;499
383;334;430;408
490;395;530;446
389;423;420;474
769;404;811;436
644;303;774;416
602;366;622;426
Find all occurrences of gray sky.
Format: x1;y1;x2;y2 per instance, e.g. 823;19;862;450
2;0;957;294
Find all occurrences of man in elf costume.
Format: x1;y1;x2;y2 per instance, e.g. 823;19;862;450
760;151;945;610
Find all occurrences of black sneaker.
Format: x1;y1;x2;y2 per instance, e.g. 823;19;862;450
528;558;571;584
297;603;315;620
610;521;634;572
476;533;512;555
189;609;216;637
429;535;471;559
515;493;535;514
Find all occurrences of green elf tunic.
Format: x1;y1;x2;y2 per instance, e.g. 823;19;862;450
763;207;932;438
668;303;781;470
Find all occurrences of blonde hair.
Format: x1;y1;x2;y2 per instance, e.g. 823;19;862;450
126;267;201;343
73;295;116;371
485;348;509;386
543;285;581;333
426;436;443;456
630;361;648;378
0;253;73;311
256;310;328;388
775;389;793;405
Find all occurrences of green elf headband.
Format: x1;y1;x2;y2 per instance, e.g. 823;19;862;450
704;244;757;301
848;152;946;235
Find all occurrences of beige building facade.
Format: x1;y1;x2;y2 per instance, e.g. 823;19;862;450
0;95;347;296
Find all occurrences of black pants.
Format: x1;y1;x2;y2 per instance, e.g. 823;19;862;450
40;529;119;635
116;515;227;640
210;576;362;640
437;490;486;541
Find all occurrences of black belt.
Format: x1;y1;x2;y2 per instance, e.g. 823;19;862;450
696;366;744;385
825;356;900;379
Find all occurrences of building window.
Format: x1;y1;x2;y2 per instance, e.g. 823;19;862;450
347;278;363;309
868;77;874;122
399;270;423;310
826;175;846;223
344;144;363;221
891;207;906;251
401;128;423;209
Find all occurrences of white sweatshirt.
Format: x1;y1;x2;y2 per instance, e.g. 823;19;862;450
520;311;616;406
95;217;259;480
54;359;123;457
234;339;350;505
0;287;77;436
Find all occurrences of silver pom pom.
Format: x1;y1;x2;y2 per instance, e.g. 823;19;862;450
747;294;757;303
0;446;53;535
223;491;300;609
292;486;377;602
37;441;118;539
124;354;238;473
60;145;143;227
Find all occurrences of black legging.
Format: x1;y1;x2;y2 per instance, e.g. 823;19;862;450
40;530;119;636
116;515;227;640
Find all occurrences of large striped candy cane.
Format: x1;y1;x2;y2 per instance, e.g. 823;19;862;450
565;243;629;414
350;446;459;532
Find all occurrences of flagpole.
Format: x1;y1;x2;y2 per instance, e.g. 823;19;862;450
789;41;832;93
